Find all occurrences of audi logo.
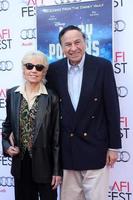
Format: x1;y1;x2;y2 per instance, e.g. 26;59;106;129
0;119;4;130
0;176;14;187
0;60;13;71
114;20;126;32
20;28;36;40
117;151;130;162
117;86;128;98
55;0;81;4
0;0;9;11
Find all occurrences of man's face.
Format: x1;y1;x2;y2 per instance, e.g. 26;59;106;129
61;30;86;65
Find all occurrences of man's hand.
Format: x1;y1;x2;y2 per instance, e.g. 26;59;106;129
106;149;118;167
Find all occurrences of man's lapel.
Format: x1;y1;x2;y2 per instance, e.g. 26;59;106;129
59;62;76;113
76;54;98;115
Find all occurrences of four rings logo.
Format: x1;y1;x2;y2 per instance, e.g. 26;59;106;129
0;60;13;71
20;28;36;40
0;0;9;12
117;151;130;162
55;0;81;4
0;119;4;130
0;176;14;187
117;86;128;98
114;20;126;32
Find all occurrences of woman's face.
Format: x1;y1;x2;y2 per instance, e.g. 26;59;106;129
23;55;47;85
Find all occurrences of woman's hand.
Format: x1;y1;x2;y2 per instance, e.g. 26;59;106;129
6;132;20;157
6;146;20;157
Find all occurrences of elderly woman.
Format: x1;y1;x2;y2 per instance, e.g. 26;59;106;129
2;51;62;200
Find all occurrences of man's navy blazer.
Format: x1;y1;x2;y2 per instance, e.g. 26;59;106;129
46;53;121;170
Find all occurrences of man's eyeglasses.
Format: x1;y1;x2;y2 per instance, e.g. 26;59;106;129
24;63;45;71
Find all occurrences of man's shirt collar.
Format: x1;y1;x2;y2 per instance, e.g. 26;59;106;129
67;54;85;72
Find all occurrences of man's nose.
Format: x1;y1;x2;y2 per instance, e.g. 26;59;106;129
71;43;77;51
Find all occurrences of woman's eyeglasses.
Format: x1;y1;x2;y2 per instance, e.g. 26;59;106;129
24;63;45;71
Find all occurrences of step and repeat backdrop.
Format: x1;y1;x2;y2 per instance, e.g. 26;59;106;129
0;0;133;199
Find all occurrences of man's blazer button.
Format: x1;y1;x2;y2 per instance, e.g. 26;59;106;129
70;133;74;137
60;116;63;119
83;133;87;136
60;98;62;102
91;115;95;119
94;98;98;101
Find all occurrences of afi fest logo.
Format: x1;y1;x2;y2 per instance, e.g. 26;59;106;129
24;0;82;5
114;52;127;74
0;88;6;109
0;155;12;166
120;117;130;140
55;0;81;4
114;0;124;7
0;0;9;12
0;28;12;50
21;0;44;17
108;181;132;199
21;0;83;17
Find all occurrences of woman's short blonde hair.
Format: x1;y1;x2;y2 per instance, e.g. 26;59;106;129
21;50;49;70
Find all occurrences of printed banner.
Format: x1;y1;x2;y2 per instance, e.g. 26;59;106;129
37;0;112;63
0;0;133;199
